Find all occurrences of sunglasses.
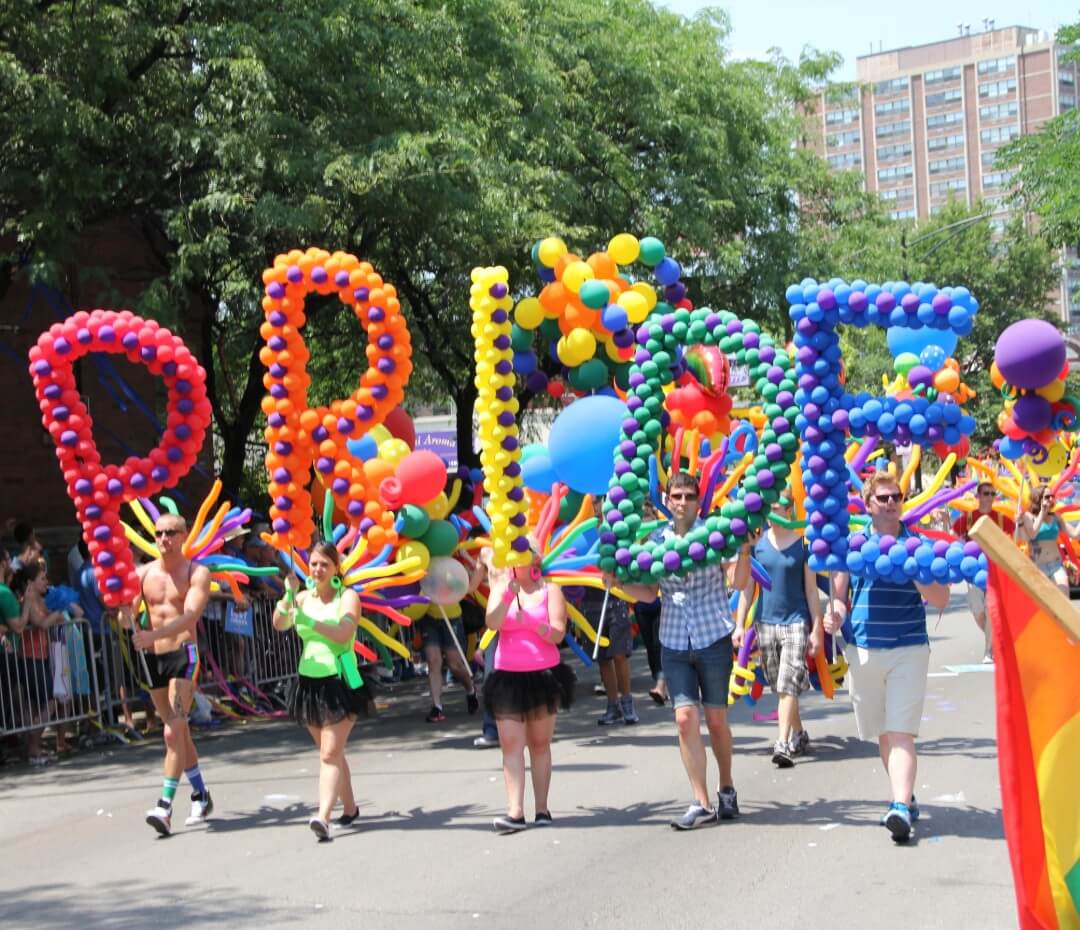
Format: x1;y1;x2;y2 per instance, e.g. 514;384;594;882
874;493;902;504
155;528;183;539
668;493;699;501
979;490;995;497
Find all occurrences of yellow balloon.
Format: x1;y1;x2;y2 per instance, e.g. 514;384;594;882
631;281;658;311
514;297;543;330
402;602;428;621
1036;379;1066;403
556;337;578;367
538;237;567;268
427;600;462;619
567;327;597;361
424;492;450;520
618;290;649;324
561;260;593;294
604;338;625;362
397;540;431;571
369;424;392;446
1030;442;1069;478
608;233;640;265
379;438;410;465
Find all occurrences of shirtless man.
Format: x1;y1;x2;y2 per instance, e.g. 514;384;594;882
121;512;213;836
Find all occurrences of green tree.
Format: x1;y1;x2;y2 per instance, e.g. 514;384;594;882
998;22;1080;248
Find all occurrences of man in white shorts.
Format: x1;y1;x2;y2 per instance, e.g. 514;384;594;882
824;471;950;843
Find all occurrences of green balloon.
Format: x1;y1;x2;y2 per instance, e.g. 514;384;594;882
558;489;584;522
579;279;610;310
639;237;666;266
894;352;919;375
575;358;608;391
614;363;632;390
510;324;533;353
399;504;430;538
599;557;617;573
420;519;459;557
539;317;561;341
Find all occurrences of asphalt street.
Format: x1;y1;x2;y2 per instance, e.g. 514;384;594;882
1;586;1017;930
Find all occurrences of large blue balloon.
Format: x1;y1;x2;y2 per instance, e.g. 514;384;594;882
886;326;957;359
548;395;628;495
346;434;379;461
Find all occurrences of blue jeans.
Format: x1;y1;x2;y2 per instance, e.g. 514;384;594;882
481;633;498;740
661;636;734;710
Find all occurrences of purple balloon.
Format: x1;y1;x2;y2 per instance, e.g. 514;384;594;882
994;319;1066;389
1012;393;1052;433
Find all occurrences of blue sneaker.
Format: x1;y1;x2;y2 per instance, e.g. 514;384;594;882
884;802;912;842
909;795;920;823
671;802;716;830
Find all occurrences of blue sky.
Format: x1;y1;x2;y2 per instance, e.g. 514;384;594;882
661;1;1077;80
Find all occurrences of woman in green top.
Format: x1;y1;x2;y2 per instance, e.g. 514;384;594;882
273;541;371;841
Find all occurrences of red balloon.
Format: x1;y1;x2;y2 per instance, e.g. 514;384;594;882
394;450;447;505
383;406;416;449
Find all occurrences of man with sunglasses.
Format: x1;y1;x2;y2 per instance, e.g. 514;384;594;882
610;471;754;830
824;472;950;843
951;482;1013;663
119;513;213;836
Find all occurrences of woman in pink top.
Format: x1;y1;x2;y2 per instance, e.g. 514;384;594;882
483;548;574;833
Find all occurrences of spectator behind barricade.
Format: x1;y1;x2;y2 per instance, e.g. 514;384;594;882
243;536;281;601
12;561;66;765
11;522;43;572
1;548;21;739
67;538;84;588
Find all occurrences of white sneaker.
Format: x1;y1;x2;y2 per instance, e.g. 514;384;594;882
308;817;332;841
473;735;499;748
145;803;172;836
185;791;213;826
982;653;994;664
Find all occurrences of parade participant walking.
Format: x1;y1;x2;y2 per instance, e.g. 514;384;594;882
824;472;950;843
1017;484;1080;598
273;541;372;842
735;494;823;768
483;546;574;834
121;513;214;836
952;482;1014;661
612;471;754;830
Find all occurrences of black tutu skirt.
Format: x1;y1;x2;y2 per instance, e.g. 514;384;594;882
289;673;373;727
482;663;576;720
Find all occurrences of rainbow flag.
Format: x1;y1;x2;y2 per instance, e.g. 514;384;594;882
987;561;1080;930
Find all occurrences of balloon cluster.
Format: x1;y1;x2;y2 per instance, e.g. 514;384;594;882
29;310;212;605
260;247;412;552
992;318;1078;468
667;345;734;437
512;233;687;396
844;531;988;589
600;308;800;580
787;278;982;581
469;265;530;568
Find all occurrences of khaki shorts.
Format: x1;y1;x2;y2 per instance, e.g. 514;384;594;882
845;643;930;741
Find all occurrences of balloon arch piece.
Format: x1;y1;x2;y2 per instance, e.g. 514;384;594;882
599;307;799;581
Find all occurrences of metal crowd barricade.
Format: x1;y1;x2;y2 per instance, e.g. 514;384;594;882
0;615;101;739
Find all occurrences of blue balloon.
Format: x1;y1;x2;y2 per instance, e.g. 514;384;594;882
346;434;379;461
548;395;628;495
513;349;538;375
919;345;947;372
521;450;560;494
886;326;957;359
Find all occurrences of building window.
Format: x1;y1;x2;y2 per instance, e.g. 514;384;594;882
890;208;917;220
926;111;964;129
929;156;965;174
977;56;1016;76
874;76;910;95
877;164;913;182
827;152;862;170
875;98;910;116
981;124;1020;144
879;187;914;202
930;178;967;196
876;142;913;161
875;119;911;138
1062;93;1077;109
925;89;963;108
826;86;861;105
982;150;999;167
979;78;1017;99
982;170;1013;189
928;133;965;152
825;107;860;125
827;129;861;147
979;101;1018;121
925;66;962;85
1060;72;1076;86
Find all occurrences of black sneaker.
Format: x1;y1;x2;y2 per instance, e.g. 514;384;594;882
466;691;479;715
534;811;553;827
336;806;360;826
717;786;739;820
493;814;528;834
425;705;447;723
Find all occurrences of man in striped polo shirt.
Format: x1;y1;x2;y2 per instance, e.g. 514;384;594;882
824;471;950;843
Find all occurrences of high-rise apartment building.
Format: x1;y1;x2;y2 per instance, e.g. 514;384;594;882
805;25;1080;330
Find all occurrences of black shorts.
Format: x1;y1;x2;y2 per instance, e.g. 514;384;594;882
145;644;200;691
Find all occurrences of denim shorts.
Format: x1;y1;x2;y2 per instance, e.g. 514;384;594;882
661;636;734;710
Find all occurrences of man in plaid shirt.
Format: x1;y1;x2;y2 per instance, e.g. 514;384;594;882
611;471;754;830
